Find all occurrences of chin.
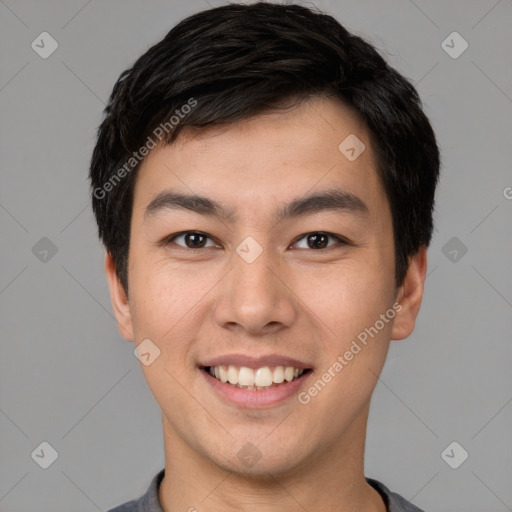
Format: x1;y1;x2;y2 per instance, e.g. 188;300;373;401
207;436;308;478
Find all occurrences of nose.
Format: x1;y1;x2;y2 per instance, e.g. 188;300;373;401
213;244;298;336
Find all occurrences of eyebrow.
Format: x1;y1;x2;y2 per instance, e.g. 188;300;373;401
144;188;369;223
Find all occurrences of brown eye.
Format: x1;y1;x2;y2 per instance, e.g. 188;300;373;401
166;231;217;249
293;232;346;250
307;233;328;249
184;232;207;248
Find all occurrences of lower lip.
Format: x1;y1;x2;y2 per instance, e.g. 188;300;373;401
201;369;312;408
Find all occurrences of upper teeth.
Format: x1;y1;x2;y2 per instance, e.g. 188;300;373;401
208;365;305;388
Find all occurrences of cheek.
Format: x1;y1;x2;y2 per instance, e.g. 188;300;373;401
295;264;395;434
302;254;395;343
128;254;226;374
129;266;203;410
129;251;205;327
128;263;185;352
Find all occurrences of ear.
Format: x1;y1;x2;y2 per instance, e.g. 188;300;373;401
104;252;135;342
391;246;428;340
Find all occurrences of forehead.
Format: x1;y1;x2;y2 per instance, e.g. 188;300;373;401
133;95;387;221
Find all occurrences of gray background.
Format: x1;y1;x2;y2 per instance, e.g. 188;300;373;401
1;0;511;510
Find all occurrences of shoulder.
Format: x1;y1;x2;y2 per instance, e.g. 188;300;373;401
107;499;139;512
106;470;165;512
367;478;425;512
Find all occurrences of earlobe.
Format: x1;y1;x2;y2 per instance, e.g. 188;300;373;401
391;246;428;340
104;252;135;342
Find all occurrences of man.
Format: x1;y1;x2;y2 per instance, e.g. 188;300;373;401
89;2;440;511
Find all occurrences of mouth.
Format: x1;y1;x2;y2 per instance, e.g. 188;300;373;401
199;354;314;408
203;365;312;391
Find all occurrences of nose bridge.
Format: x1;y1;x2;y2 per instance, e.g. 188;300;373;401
235;246;275;297
214;237;296;333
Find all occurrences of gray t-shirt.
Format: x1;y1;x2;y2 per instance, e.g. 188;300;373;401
107;470;425;512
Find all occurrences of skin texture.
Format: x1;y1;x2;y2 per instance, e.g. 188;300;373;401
105;95;427;511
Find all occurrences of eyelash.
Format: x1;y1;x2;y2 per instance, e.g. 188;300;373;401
163;231;350;251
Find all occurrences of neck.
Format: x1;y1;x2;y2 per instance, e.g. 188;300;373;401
158;403;386;512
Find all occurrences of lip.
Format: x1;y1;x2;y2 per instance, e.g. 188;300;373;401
200;366;312;409
200;353;312;370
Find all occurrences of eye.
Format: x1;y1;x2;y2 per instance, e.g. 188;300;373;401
165;231;219;249
163;231;349;251
292;232;348;250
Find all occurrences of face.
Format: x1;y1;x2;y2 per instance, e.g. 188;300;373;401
106;95;426;477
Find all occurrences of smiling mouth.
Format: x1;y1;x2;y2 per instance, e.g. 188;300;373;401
203;365;312;390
